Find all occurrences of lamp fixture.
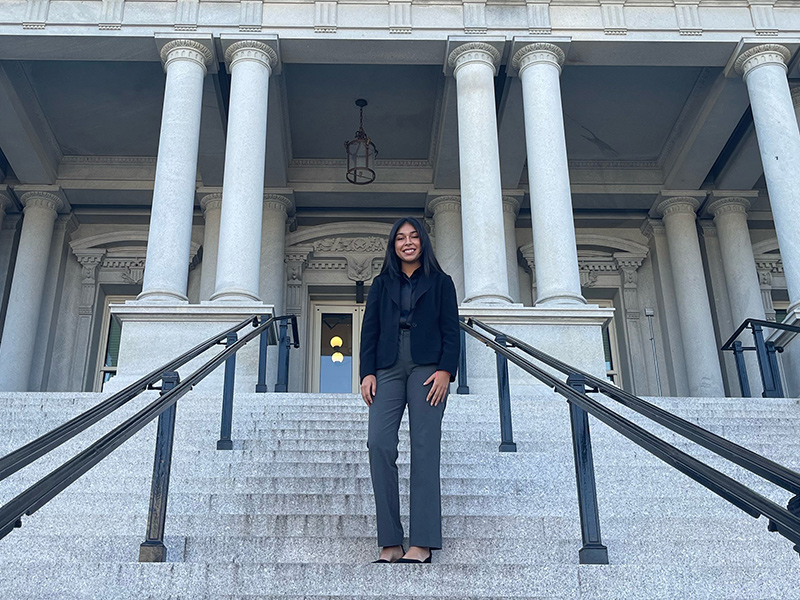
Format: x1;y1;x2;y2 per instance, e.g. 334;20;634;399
331;352;345;363
344;99;378;185
330;336;343;348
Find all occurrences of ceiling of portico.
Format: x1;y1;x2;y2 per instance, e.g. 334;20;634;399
0;56;762;216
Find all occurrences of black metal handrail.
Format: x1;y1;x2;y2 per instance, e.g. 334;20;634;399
0;314;299;549
721;318;800;398
460;318;800;562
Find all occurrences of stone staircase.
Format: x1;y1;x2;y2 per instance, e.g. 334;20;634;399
0;389;799;599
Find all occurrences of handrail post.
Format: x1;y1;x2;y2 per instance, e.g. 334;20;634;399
495;333;517;452
139;371;180;563
255;314;270;393
732;341;751;398
766;342;784;397
752;324;780;398
566;373;609;565
217;332;238;450
274;319;290;393
457;317;469;394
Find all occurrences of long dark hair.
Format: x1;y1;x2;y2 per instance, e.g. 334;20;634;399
380;217;444;278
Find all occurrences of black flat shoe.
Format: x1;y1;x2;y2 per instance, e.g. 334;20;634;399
396;551;432;563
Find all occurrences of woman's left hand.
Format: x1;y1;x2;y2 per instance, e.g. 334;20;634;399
424;370;451;406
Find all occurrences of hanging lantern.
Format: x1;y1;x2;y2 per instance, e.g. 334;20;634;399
344;99;378;185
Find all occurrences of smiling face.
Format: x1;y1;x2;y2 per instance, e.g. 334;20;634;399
394;221;422;273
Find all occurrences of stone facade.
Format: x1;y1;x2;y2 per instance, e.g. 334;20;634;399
0;2;799;396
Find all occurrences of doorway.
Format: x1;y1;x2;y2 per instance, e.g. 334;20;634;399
309;302;366;393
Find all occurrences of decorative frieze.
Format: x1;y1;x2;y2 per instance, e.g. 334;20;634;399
315;1;337;33
175;0;199;32
749;1;778;36
312;236;386;254
674;1;702;36
99;0;124;30
526;0;551;35
240;0;263;33
463;2;487;35
600;1;627;36
389;1;412;34
23;0;49;29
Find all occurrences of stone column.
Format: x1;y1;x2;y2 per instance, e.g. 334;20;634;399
428;195;465;303
212;41;278;303
0;192;62;391
656;195;725;397
199;192;222;301
708;193;766;395
736;45;800;311
138;40;212;303
513;43;584;306
502;196;521;303
259;194;292;313
448;43;511;305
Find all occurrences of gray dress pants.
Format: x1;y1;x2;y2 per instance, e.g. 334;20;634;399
367;329;447;549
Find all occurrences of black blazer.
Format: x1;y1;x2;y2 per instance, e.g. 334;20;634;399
359;269;460;382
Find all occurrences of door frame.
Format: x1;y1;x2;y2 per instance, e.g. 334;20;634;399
308;301;366;393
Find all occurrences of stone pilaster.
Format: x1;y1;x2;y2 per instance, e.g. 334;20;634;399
615;253;650;394
513;43;584;307
0;191;63;391
736;45;800;312
139;39;212;303
655;194;724;397
502;195;521;303
199;192;222;301
427;194;465;303
212;41;279;303
448;43;511;306
260;193;293;313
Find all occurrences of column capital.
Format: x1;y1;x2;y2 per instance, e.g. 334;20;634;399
502;195;521;217
707;195;752;218
200;192;223;215
698;221;718;238
735;44;791;78
160;39;213;73
655;196;700;218
448;43;501;75
427;195;461;216
20;191;63;214
225;40;279;72
262;193;293;215
512;43;565;74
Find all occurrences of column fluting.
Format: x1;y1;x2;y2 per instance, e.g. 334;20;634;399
736;45;800;311
199;193;223;301
448;43;511;305
139;40;212;303
656;196;725;397
0;192;62;391
502;196;521;303
212;41;278;303
513;43;584;306
708;194;766;395
259;194;292;313
428;195;465;303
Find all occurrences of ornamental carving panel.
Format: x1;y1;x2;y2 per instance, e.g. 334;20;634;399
312;236;386;254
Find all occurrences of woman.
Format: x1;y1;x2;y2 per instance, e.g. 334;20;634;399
359;217;460;564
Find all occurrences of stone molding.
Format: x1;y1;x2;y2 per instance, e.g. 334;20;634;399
675;1;702;36
512;43;565;74
262;193;294;215
448;43;501;74
428;195;461;215
160;39;213;71
463;1;487;35
655;196;700;218
600;1;627;36
735;44;791;77
200;193;223;214
99;0;124;30
20;191;63;213
791;86;800;109
225;40;279;72
502;195;521;217
707;196;751;217
240;0;263;33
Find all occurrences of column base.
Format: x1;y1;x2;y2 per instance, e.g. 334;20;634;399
459;305;614;395
535;293;587;307
136;291;189;304
209;289;261;303
462;294;515;306
106;302;274;394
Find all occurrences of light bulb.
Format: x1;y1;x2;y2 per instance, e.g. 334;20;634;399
331;352;344;363
330;336;343;348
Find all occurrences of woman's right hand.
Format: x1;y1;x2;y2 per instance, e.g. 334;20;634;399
360;375;377;406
